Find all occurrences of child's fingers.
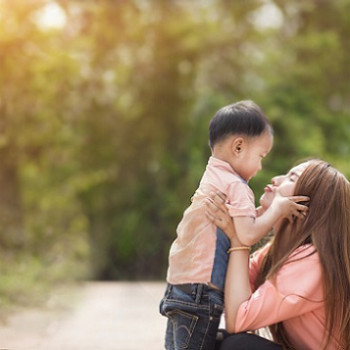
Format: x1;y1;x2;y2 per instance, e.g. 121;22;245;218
287;215;293;224
295;203;309;212
293;210;306;220
287;196;309;215
289;205;308;222
288;195;310;203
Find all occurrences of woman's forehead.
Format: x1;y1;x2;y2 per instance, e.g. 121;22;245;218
288;162;309;177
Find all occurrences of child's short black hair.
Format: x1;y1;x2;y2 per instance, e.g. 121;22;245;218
209;100;272;149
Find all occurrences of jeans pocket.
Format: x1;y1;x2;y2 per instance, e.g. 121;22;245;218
166;309;199;349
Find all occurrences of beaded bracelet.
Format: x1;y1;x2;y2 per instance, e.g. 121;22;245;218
227;246;251;254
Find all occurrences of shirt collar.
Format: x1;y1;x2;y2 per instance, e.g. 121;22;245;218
208;156;247;184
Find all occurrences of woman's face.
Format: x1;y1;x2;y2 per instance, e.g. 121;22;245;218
260;162;309;209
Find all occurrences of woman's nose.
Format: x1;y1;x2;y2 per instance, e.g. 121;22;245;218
271;175;283;186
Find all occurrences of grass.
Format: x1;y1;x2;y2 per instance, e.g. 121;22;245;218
0;250;89;311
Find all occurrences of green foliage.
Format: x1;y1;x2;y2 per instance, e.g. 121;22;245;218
0;0;349;298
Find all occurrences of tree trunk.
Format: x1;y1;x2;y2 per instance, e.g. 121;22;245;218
0;146;24;249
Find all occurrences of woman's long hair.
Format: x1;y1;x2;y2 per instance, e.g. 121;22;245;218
255;160;350;349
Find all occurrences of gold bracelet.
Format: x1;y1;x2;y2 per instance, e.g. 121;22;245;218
227;246;251;254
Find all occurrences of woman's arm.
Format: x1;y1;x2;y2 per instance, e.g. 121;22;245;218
224;243;251;332
205;192;318;333
205;192;252;332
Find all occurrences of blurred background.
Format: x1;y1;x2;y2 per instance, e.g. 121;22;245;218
0;0;349;306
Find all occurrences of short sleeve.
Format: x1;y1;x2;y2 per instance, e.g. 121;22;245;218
248;244;270;289
225;181;256;218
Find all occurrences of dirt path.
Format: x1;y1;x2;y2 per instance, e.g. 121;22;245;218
0;282;167;350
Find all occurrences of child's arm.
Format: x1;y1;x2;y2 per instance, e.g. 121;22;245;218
255;206;265;217
233;194;308;246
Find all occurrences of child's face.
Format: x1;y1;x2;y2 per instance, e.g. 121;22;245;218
235;131;273;182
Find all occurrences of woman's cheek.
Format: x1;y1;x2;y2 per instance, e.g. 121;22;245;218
278;183;295;197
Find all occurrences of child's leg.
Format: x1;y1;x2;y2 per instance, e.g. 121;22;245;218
198;287;224;350
160;283;224;350
164;317;175;350
160;284;175;349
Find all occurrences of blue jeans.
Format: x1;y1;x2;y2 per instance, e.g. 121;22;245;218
159;283;224;350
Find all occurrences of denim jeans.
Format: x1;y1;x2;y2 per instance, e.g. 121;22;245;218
159;283;224;350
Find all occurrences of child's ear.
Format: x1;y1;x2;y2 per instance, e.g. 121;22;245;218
231;137;244;156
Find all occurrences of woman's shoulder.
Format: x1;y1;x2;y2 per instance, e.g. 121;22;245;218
251;243;320;276
288;244;319;262
278;245;322;296
251;243;323;299
253;243;321;278
254;243;318;261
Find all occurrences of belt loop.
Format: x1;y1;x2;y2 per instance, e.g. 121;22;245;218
167;283;172;295
195;284;203;304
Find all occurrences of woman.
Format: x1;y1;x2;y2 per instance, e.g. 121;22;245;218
206;160;350;349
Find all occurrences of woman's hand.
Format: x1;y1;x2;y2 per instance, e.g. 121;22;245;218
205;191;242;245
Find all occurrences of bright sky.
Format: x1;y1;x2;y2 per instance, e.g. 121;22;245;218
252;1;283;29
35;1;66;29
33;0;282;31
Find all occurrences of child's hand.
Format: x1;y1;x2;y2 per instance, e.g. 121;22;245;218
271;193;309;223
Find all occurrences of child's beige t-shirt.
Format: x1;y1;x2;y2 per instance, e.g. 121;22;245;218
167;156;256;287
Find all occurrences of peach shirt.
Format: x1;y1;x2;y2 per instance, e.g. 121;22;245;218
235;244;341;350
167;156;256;285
